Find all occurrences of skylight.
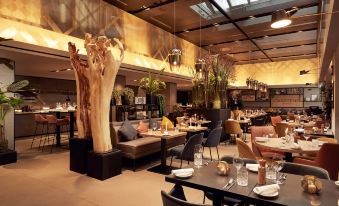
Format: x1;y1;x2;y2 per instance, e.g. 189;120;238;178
229;0;248;7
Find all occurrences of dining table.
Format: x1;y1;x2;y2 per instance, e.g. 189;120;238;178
254;138;320;162
165;162;339;206
139;130;187;174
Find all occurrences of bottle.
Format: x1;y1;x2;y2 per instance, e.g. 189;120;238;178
258;159;266;185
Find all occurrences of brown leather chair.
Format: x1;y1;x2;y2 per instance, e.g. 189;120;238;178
236;138;257;160
31;114;48;149
43;115;70;152
250;126;284;158
287;112;295;121
270;116;282;127
225;120;243;142
293;143;339;180
275;122;289;138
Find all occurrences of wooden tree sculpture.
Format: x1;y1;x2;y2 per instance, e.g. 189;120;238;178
69;33;124;153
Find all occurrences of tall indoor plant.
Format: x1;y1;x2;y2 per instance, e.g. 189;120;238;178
139;72;166;104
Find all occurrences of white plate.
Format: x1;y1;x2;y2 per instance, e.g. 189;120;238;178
173;172;193;179
335;181;339;187
253;189;279;198
246;166;258;172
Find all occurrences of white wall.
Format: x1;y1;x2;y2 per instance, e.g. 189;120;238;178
0;63;15;150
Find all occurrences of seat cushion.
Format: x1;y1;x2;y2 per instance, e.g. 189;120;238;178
119;120;138;141
117;137;161;159
169;145;184;157
136;121;148;134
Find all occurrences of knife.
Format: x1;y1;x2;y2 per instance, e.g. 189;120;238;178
226;180;236;191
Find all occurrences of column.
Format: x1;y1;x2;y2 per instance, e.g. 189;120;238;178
163;82;177;114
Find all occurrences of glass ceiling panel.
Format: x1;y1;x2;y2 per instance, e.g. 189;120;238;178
229;0;249;7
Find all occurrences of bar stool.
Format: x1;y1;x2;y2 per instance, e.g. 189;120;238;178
31;114;48;149
43;115;70;152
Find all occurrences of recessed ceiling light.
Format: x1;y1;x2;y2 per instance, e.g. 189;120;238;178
249;16;255;19
213;23;220;27
67;68;72;71
133;79;138;82
184;30;190;33
264;35;269;38
272;47;277;50
298;30;303;33
209;44;214;46
55;70;60;72
300;45;305;47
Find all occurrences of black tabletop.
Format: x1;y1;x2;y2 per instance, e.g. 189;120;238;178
165;162;339;206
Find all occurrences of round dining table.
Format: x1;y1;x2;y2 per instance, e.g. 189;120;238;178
254;138;320;162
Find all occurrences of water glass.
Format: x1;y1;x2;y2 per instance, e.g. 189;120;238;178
237;166;248;186
174;126;179;133
272;155;285;184
233;156;244;171
194;145;203;168
266;164;276;181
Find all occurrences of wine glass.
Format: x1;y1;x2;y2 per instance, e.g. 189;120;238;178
272;155;285;184
269;133;274;138
233;156;244;171
304;135;310;141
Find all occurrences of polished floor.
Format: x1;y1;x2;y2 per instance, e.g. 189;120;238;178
0;135;245;206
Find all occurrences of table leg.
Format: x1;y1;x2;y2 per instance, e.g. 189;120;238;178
56;112;61;147
212;193;222;206
285;152;293;162
69;112;74;138
161;138;167;167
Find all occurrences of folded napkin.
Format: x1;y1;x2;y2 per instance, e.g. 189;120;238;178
171;168;194;176
256;137;269;142
246;164;259;171
253;184;280;196
294;128;304;133
291;143;301;149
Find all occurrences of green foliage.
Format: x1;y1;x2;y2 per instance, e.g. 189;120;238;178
139;72;166;95
123;87;134;105
173;104;183;116
0;88;23;124
112;89;122;104
157;94;166;116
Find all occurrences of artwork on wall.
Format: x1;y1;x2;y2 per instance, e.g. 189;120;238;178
256;90;269;101
271;95;303;107
135;97;146;105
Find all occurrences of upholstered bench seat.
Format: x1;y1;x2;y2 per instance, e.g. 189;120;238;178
117;137;161;159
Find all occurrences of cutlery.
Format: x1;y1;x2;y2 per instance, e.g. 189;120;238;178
222;178;234;189
226;179;235;191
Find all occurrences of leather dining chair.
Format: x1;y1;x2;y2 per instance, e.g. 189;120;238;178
250;126;284;158
169;133;203;168
236;138;257;161
270;116;282;127
31;114;48;149
162;185;210;206
281;162;330;180
275;122;289;137
225;120;243;143
202;127;222;160
293;143;339;180
287;112;295;121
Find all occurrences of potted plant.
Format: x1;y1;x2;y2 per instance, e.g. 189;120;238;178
123;87;134;105
156;94;165;116
0;81;27;151
113;89;123;105
139;72;166;104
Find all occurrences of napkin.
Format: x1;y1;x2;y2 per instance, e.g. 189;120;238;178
253;184;280;196
291;143;301;149
246;164;259;171
256;137;269;142
171;168;194;176
294;128;304;133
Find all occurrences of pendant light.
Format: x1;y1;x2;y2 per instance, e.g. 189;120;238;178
271;8;298;29
195;0;205;80
169;0;181;66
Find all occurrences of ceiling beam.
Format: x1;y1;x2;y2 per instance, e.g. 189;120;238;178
202;28;317;47
176;2;319;34
227;42;317;55
130;0;178;14
208;0;273;62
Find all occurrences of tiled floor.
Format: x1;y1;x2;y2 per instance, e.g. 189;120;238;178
0;135;247;206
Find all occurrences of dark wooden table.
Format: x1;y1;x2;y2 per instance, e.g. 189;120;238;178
165;162;339;206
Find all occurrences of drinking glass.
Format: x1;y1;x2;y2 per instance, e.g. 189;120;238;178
194;145;203;168
324;122;330;131
269;133;274;138
174;126;179;133
304;135;310;141
272;155;285;184
237;166;248;186
233;156;244;171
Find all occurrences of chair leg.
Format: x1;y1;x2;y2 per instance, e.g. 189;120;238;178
30;124;38;148
203;193;206;204
180;158;183;168
170;156;173;167
38;124;44;149
209;147;212;161
42;125;49;152
216;146;220;160
202;146;204;158
187;160;189;165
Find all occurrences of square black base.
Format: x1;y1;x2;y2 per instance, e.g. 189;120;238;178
147;164;178;175
0;149;17;165
69;138;93;174
87;149;122;181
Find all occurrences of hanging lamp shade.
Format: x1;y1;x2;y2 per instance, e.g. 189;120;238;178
168;48;182;66
271;9;292;28
195;58;206;81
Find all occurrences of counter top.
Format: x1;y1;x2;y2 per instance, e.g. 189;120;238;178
15;110;76;115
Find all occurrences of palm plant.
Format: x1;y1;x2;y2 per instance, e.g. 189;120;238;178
139;72;166;95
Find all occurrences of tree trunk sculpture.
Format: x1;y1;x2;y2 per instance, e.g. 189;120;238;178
69;33;124;152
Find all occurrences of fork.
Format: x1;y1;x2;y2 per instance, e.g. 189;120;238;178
222;178;234;189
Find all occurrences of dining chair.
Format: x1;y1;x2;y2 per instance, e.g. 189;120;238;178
224;120;243;143
236;138;257;161
281;162;330;180
203;155;257;205
275;122;289;137
317;137;337;144
43;114;70;152
293;143;339;180
250;126;284;158
169;133;203;168
162;185;210;206
287;112;295;121
31;114;48;149
202;127;222;160
270;116;282;127
252;117;266;126
203;120;222;138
